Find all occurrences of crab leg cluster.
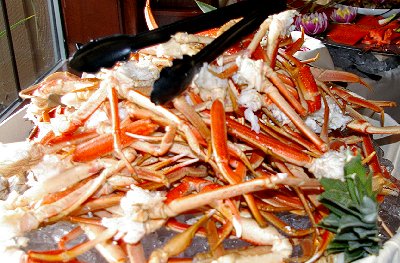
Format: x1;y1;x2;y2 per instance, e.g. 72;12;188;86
0;9;399;263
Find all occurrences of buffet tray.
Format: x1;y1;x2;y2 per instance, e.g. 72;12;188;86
1;104;400;262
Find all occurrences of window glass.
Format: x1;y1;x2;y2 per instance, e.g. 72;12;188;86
0;0;65;118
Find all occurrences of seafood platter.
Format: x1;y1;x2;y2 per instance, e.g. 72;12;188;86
291;0;400;55
1;0;400;262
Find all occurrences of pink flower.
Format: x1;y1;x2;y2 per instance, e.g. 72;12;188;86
330;5;357;23
295;12;329;35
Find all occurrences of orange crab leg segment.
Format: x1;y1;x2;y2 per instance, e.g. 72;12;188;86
225;117;315;167
144;0;158;30
310;67;371;89
72;119;158;162
149;212;213;263
284;27;305;56
211;99;267;227
347;120;400;134
361;135;393;181
262;79;327;152
60;83;108;135
265;66;308;117
211;99;244;184
279;52;321;113
28;228;117;262
165;175;319;218
331;86;384;125
165;177;215;204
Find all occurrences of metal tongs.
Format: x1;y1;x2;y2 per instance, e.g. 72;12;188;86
69;0;286;104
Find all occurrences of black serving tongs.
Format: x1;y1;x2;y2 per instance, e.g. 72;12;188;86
151;7;284;104
69;0;275;73
69;0;286;104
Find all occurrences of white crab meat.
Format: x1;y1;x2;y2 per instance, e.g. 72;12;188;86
115;59;160;87
155;38;200;59
309;148;347;181
266;103;291;126
238;89;263;133
101;185;166;244
233;56;265;91
305;96;352;133
193;63;229;103
0;237;29;262
0;204;39;241
269;10;298;38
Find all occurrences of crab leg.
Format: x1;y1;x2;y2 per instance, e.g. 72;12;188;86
46;130;98;146
361;135;394;184
259;115;323;155
149;211;213;263
48;149;138;222
206;218;226;256
284;27;305;56
125;242;146;263
310;67;371;88
80;223;127;263
304;230;334;263
28;228;117;262
263;75;327;152
57;81;108;135
166;214;292;251
225;117;315;167
211;99;267;226
173;95;211;142
211;99;244;184
347;120;400;134
140;166;207;191
19;72;99;118
125;89;202;156
19;72;89;98
144;0;158;30
108;86;137;174
58;226;84;250
72;119;158;162
161;174;319;219
251;198;300;213
259;120;321;155
71;192;124;216
265;65;308;116
331;85;385;125
165;176;243;237
279;52;321;113
331;86;382;113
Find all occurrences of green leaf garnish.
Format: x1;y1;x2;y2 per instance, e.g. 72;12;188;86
319;152;381;262
195;1;217;13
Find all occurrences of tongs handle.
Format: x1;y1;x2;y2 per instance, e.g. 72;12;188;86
69;0;261;73
151;1;287;105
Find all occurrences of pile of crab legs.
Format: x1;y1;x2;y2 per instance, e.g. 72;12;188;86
1;9;400;263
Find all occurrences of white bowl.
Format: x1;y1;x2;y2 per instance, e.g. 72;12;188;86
356;7;400;18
